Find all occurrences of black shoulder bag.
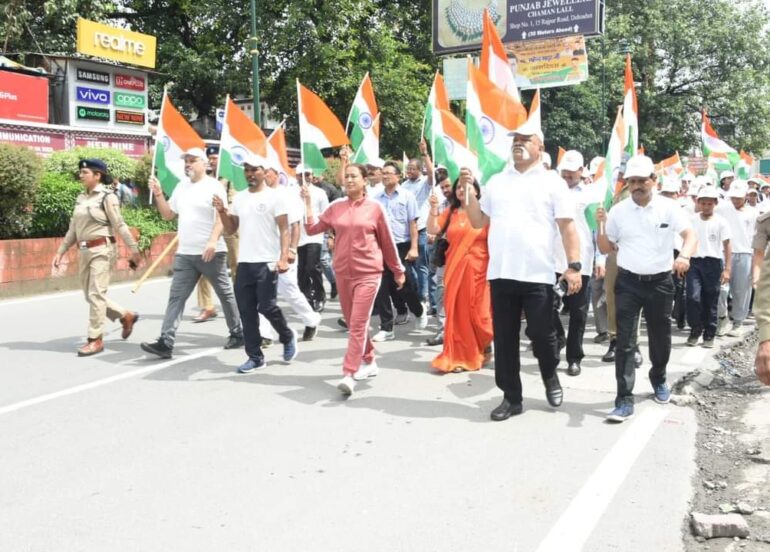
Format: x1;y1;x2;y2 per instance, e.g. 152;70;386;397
430;208;453;269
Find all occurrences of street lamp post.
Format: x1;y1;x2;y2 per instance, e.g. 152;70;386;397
249;0;261;126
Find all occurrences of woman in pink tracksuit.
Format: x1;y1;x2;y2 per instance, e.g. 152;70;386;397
302;163;405;396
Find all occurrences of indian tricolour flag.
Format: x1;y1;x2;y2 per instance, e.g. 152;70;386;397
153;90;204;195
466;59;527;184
218;96;268;191
352;113;380;165
702;111;739;167
423;72;476;182
346;73;379;163
267;123;296;186
297;81;349;174
585;107;625;231
736;150;754;179
622;54;638;157
480;8;519;101
655;151;684;177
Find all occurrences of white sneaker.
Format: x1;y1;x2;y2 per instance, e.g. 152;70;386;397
726;322;743;337
716;317;730;337
372;330;395;342
354;360;379;381
416;304;429;329
394;312;410;325
337;375;356;395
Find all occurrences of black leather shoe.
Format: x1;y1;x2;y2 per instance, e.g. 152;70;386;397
303;326;318;341
566;362;581;376
224;334;244;350
330;283;338;299
141;339;172;359
602;339;616;363
544;375;563;407
633;347;643;369
313;299;326;313
490;398;523;421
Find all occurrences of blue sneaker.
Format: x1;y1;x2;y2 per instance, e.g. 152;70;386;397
606;403;635;423
237;358;265;374
282;329;298;362
653;383;671;404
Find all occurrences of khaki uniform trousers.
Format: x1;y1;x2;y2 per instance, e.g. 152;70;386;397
80;244;127;339
197;234;239;309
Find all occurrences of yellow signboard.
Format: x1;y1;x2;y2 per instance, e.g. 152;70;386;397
76;18;157;69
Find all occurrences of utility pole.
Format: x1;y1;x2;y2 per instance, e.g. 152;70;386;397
249;0;261;125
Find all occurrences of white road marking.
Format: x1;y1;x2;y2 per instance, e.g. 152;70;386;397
0;277;168;307
534;408;668;552
0;347;221;416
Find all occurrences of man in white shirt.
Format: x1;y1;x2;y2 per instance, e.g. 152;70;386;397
213;154;297;373
296;170;330;313
553;150;596;376
686;186;731;348
466;120;582;421
142;148;243;359
716;180;757;337
597;155;696;423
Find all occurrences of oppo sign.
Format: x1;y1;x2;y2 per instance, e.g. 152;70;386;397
114;92;146;109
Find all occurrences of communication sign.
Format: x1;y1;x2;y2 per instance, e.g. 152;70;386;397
114;110;146;125
77;105;110;121
114;92;146;109
0;127;65;155
432;0;603;55
76;86;111;105
76;68;111;85
76;17;157;68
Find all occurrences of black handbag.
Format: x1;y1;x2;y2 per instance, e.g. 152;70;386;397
430;209;453;268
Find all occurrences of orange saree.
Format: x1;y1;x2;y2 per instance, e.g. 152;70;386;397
431;209;493;373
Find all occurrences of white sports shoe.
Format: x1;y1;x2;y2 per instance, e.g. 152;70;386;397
726;322;743;337
337;375;356;396
372;330;395;342
354;360;379;381
416;304;429;329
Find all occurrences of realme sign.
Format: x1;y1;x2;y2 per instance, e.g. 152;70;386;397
76;18;157;68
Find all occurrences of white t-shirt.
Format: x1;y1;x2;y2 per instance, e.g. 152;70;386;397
553;183;593;276
230;186;288;263
690;213;730;260
717;202;757;254
606;195;691;274
480;164;575;284
168;176;227;255
299;183;329;246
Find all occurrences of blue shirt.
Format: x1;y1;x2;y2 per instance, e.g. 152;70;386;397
373;187;418;244
400;175;432;230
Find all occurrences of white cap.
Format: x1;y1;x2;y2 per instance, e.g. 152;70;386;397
589;156;604;176
542;151;552;169
748;176;764;187
697;186;720;200
294;163;312;175
747;187;759;195
680;171;694;183
181;147;207;160
727;179;749;198
719;170;736;181
559;150;584;172
686;184;701;197
660;176;680;193
369;157;385;169
623;155;655;179
242;152;270;168
760;181;770;189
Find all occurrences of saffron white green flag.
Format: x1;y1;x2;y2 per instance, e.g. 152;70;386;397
297;80;349;174
218;95;269;191
480;8;520;101
351;113;380;165
153;90;204;195
702;111;739;167
346;73;379;163
585;107;625;231
466;59;527;184
622;54;638;157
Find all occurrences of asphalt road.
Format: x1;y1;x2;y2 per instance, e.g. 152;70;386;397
0;276;727;551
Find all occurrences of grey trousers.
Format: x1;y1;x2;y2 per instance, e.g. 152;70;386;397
433;266;446;330
590;275;609;335
160;253;242;346
718;252;752;323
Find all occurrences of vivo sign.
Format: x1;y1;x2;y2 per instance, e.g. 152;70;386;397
76;86;110;105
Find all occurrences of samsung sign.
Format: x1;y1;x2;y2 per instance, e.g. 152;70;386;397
76;86;110;105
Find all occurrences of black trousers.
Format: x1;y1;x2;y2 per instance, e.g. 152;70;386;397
235;262;293;363
373;241;424;331
686;257;722;340
614;270;674;406
490;278;559;404
298;243;325;305
554;274;590;363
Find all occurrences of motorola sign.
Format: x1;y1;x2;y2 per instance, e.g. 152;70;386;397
77;105;110;121
76;86;110;105
114;92;146;109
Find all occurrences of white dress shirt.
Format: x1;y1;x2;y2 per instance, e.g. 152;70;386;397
606;195;691;274
553;182;593;276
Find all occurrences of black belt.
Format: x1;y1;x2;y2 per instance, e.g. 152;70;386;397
618;267;671;282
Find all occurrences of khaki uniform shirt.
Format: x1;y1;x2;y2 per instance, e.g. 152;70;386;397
57;184;139;255
752;211;770;252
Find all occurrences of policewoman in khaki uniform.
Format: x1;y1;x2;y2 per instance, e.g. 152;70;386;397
52;159;143;356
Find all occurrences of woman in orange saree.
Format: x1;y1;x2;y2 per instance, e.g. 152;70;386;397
427;170;493;373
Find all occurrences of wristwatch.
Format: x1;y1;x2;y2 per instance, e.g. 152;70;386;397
568;262;582;272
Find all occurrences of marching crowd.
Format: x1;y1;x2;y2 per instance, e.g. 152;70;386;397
54;118;770;422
